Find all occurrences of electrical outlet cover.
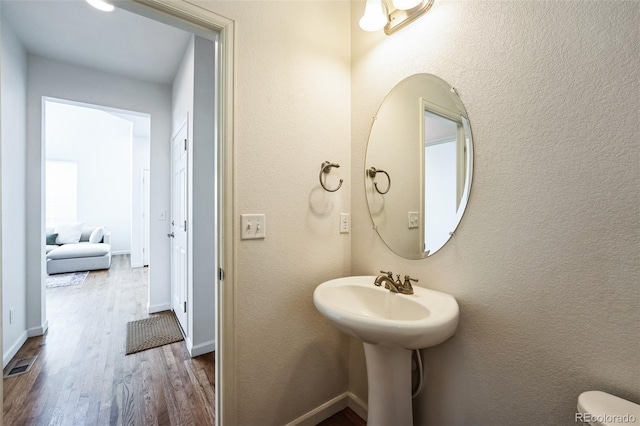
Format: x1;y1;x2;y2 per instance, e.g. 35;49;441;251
340;213;350;234
408;212;419;229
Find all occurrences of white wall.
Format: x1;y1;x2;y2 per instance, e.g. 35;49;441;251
190;35;217;356
188;1;352;424
170;35;217;356
1;13;27;367
351;1;640;424
45;101;133;254
171;37;193;130
26;56;173;330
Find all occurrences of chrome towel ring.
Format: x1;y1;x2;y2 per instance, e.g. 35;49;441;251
367;167;391;194
319;161;343;192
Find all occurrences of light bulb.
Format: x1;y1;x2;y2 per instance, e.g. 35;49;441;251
359;0;387;32
392;0;421;10
87;0;114;12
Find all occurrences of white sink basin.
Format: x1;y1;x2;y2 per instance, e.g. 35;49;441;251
313;276;459;349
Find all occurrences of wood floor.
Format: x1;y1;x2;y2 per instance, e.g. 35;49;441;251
3;255;215;425
317;408;366;426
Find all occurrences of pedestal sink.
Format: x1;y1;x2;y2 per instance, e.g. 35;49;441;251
313;276;459;426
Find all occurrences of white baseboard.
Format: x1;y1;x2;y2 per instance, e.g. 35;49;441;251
27;320;48;337
188;339;215;357
346;392;368;421
112;250;131;255
3;331;28;368
285;391;367;426
148;303;171;314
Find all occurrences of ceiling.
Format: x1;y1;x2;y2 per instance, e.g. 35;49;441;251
1;0;192;84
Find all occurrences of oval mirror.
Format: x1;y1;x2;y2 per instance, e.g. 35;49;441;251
365;74;473;259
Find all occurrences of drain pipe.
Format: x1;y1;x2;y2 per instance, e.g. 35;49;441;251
412;349;424;399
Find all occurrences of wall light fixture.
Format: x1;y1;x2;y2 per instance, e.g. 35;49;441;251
86;0;114;12
359;0;434;35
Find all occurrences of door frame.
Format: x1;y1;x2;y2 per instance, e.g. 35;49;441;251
121;1;236;424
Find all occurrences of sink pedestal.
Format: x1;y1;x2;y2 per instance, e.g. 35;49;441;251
363;342;413;426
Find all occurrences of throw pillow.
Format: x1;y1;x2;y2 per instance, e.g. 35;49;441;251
89;227;105;243
54;222;84;245
46;233;58;245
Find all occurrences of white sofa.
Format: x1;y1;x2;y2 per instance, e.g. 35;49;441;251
46;226;112;275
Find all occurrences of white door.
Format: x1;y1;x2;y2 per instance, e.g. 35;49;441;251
171;121;188;334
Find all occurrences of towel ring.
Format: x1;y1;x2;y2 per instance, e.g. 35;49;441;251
367;167;391;194
319;161;343;192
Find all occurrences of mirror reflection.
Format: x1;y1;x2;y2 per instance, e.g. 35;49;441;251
365;74;473;259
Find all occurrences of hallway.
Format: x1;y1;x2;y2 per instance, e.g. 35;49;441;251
3;256;215;425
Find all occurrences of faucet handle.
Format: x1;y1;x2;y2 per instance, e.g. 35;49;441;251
400;275;418;295
379;270;393;278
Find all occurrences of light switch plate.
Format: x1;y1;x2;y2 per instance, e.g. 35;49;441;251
408;212;419;229
241;214;266;240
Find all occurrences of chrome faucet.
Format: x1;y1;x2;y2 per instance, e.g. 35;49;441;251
374;271;401;293
374;271;418;295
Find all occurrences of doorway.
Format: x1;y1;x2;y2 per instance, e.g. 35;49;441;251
44;98;151;263
0;1;235;425
43;97;151;300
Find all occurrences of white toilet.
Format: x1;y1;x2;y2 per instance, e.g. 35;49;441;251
577;391;640;426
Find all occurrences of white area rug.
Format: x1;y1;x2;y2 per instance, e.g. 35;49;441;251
46;271;89;288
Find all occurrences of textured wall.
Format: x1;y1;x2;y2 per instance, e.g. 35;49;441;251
193;1;352;424
351;1;639;425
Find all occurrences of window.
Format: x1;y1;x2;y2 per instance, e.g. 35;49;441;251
46;160;78;227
